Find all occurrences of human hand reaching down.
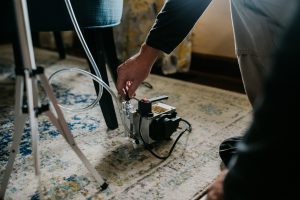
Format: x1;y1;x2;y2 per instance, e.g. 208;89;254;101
116;43;160;98
206;170;228;200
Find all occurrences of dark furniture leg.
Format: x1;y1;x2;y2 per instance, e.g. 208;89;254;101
100;27;120;82
83;28;118;130
31;31;40;47
53;31;66;59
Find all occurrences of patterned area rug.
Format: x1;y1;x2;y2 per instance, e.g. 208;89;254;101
0;45;252;200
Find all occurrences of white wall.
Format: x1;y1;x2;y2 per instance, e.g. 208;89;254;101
192;0;235;58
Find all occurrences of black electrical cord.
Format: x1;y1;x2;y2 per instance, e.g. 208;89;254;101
141;81;153;89
138;117;192;159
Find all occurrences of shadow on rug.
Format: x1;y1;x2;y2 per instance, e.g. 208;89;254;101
0;45;252;200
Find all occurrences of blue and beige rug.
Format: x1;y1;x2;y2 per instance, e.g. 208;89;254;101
0;45;252;200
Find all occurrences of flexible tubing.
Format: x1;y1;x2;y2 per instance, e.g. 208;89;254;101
49;68;120;111
48;0;104;112
48;68;119;112
49;68;131;135
48;0;131;134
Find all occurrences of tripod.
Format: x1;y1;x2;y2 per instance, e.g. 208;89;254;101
0;0;107;198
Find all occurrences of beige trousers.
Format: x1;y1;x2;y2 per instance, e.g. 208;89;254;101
230;0;298;105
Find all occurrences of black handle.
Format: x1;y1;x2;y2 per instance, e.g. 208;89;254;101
148;95;168;103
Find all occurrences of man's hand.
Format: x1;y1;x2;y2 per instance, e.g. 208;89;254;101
206;170;228;200
116;43;160;98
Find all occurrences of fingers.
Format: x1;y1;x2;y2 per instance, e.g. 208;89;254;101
116;64;128;96
207;188;220;200
206;170;227;200
116;77;127;96
119;81;138;98
116;60;139;98
116;73;137;98
127;80;140;97
116;56;146;98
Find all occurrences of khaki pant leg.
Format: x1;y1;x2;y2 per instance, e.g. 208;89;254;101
237;54;272;105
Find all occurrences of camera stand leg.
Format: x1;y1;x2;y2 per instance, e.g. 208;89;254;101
0;76;27;199
0;66;42;199
40;72;107;187
0;0;107;199
0;67;107;199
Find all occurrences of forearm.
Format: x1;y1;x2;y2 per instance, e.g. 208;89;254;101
146;0;212;54
116;43;160;97
138;43;160;68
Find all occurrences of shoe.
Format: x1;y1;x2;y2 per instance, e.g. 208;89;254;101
219;136;243;167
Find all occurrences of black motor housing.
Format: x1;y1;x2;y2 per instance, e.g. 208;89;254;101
149;112;181;141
